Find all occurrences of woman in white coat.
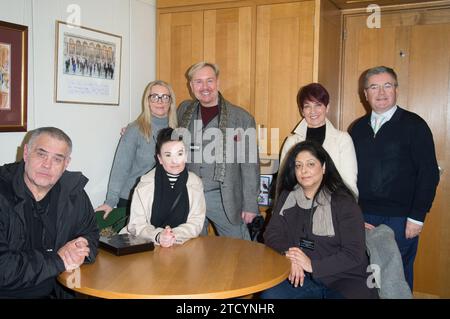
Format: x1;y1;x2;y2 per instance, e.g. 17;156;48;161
123;127;206;247
280;83;358;197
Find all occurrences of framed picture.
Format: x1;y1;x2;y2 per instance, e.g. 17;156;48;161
54;21;122;105
258;174;273;206
0;20;27;132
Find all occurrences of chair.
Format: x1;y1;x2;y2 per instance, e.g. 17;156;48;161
248;215;265;242
96;207;128;236
365;224;412;299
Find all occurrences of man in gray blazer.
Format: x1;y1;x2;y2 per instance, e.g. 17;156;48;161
177;62;260;240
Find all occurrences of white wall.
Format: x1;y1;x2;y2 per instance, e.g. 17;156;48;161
0;0;156;206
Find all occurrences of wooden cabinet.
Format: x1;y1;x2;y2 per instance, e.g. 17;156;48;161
254;1;314;154
158;5;253;114
158;10;204;106
156;0;341;154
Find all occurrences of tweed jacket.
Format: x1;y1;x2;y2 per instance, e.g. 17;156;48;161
177;95;260;224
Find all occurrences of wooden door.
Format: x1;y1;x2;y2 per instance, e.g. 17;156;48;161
255;1;315;155
341;7;450;297
204;7;254;114
157;11;204;104
407;21;450;298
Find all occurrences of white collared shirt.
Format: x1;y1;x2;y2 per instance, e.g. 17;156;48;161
371;105;398;133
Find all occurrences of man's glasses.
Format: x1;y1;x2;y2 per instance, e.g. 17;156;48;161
366;82;397;92
149;93;171;104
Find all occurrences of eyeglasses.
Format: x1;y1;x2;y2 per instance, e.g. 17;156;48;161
149;93;171;104
366;82;397;91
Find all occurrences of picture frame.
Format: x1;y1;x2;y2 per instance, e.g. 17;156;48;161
54;21;122;105
0;20;27;132
258;174;273;206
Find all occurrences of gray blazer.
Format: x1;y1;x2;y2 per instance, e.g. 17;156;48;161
177;95;260;224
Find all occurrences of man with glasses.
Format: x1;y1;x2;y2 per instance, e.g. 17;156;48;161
0;127;99;298
350;66;439;290
177;62;260;240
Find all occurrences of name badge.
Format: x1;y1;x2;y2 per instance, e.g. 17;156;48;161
299;237;315;251
190;144;200;151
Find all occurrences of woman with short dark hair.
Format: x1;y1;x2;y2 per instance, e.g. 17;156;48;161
280;83;358;197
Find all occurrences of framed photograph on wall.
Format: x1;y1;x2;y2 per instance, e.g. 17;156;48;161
54;21;122;105
0;20;27;132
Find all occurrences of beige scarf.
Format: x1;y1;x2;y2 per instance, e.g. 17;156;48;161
279;185;335;237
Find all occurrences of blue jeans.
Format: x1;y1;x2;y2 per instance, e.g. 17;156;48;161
364;214;418;291
260;275;343;299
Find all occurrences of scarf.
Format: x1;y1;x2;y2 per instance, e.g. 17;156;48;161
151;164;189;228
279;185;335;237
178;93;228;182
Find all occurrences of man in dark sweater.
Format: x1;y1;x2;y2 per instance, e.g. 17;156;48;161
350;66;439;290
0;127;99;298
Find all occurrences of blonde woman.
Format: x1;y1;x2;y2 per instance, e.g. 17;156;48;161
96;80;177;218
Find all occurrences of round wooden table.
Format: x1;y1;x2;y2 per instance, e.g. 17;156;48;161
58;236;290;299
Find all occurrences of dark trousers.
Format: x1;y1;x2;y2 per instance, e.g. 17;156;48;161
260;275;343;299
364;214;419;291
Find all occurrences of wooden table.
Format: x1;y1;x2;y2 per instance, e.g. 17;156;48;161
58;236;290;299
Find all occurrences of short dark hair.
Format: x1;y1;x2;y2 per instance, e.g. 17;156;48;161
155;127;184;156
363;66;398;88
277;140;353;202
297;83;330;111
28;127;72;154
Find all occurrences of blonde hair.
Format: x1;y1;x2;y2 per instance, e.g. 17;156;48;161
187;62;220;81
135;80;178;142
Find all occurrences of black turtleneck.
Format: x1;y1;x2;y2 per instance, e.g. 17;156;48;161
306;125;326;145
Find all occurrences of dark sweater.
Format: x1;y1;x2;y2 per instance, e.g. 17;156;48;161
264;189;377;299
350;107;439;222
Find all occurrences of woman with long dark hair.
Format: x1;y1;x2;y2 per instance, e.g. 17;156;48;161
262;141;377;299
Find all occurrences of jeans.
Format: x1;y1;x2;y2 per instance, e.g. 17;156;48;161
260;275;343;299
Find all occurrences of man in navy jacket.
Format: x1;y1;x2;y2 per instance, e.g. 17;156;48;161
0;127;98;298
350;66;439;290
